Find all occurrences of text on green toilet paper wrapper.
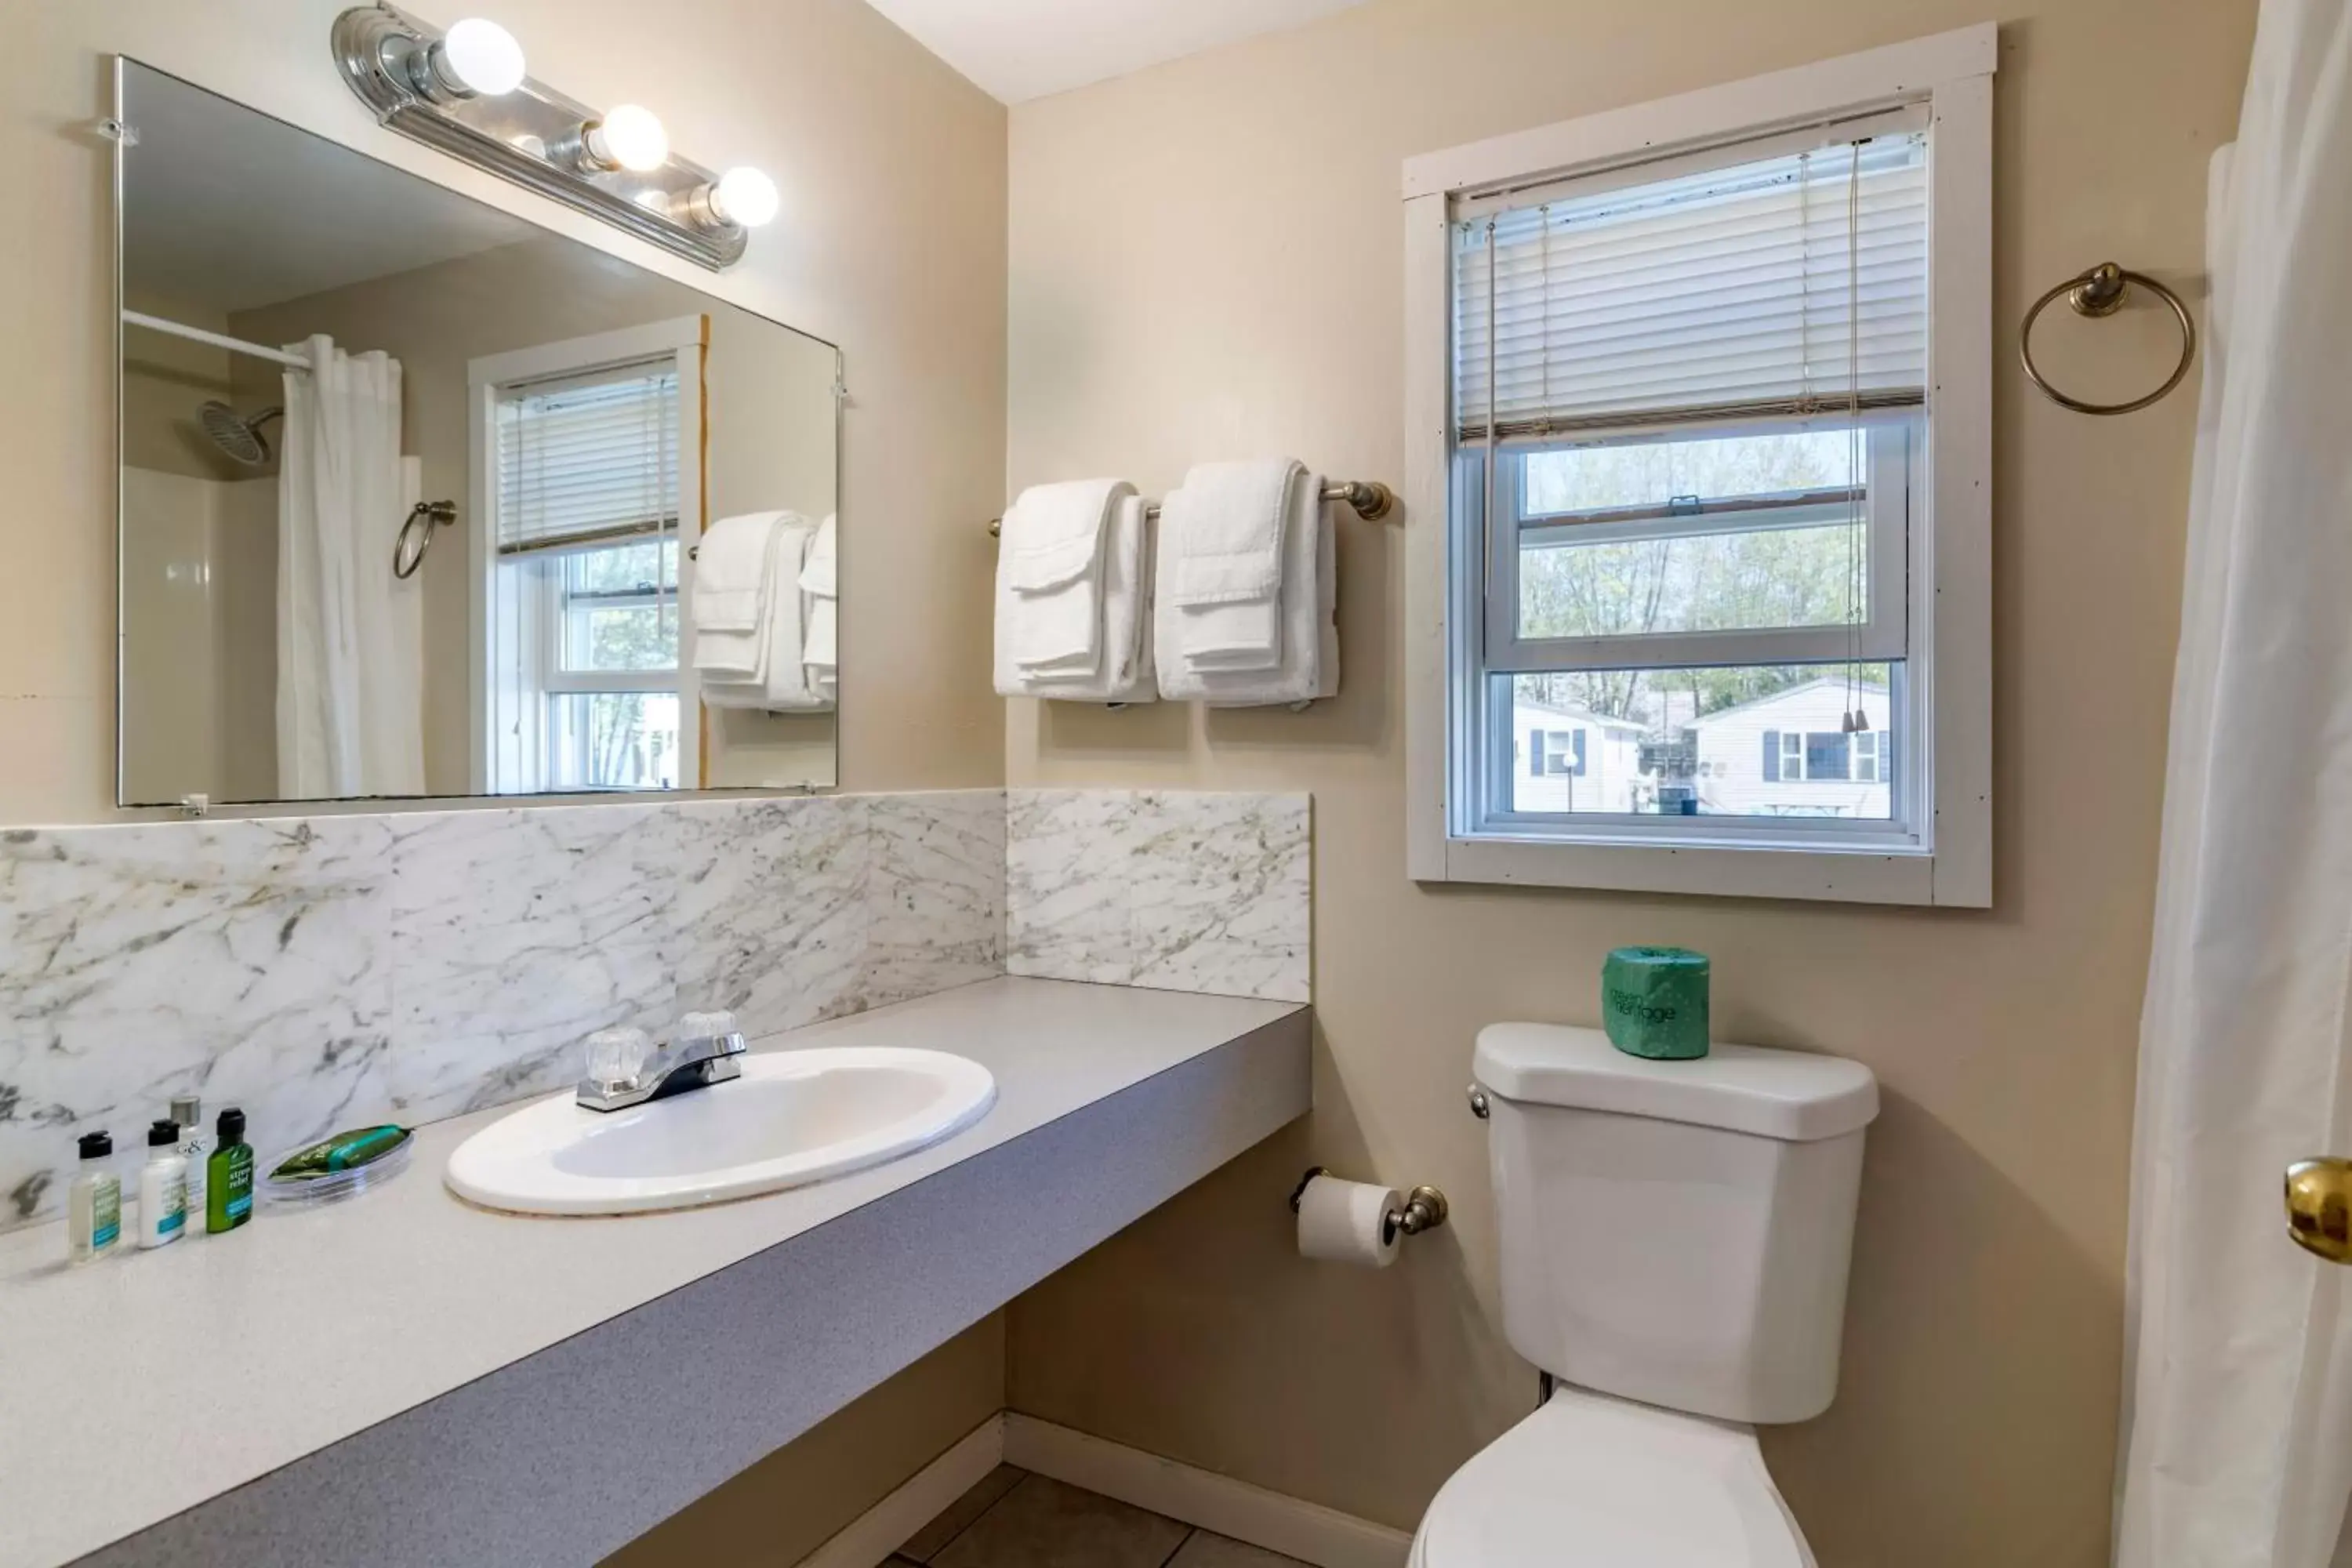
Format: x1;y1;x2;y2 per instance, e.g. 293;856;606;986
1606;989;1682;1025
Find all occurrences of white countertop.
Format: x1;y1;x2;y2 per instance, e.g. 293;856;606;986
0;978;1305;1568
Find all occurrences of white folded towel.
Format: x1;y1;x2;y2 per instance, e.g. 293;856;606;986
691;512;786;677
1156;468;1337;707
800;514;837;707
1163;459;1301;672
701;515;829;712
1001;478;1125;673
996;478;1130;678
799;513;837;599
1003;493;1156;704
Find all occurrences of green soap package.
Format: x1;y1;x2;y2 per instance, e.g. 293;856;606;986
1601;946;1711;1060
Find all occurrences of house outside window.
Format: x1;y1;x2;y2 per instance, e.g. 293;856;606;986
1403;27;1993;906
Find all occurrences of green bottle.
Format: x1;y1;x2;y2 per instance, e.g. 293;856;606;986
206;1108;254;1233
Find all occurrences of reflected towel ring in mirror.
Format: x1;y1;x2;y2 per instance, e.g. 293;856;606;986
392;499;458;580
2020;261;2197;416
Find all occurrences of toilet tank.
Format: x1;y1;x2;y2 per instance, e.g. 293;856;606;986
1473;1023;1878;1425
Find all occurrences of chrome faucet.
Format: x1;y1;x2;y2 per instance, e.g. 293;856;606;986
575;1014;747;1112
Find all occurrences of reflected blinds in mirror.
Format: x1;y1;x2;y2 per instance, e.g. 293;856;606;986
1453;117;1929;443
495;361;681;557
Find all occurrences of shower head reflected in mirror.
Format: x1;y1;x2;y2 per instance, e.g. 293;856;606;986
198;401;282;466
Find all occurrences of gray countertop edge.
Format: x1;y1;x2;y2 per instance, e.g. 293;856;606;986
74;1004;1312;1568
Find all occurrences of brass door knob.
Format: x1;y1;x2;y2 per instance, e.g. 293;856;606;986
2285;1158;2352;1264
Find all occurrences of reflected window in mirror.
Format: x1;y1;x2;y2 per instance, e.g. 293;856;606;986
473;321;702;794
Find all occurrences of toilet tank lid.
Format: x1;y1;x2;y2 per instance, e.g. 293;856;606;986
1474;1023;1878;1142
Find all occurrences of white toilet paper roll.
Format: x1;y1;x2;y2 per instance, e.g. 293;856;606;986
1295;1174;1401;1269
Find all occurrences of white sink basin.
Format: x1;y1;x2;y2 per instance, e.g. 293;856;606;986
444;1047;997;1215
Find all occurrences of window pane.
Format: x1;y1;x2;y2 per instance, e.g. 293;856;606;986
1501;662;1897;820
561;541;678;673
1523;429;1860;516
565;605;676;671
1517;429;1871;640
564;540;677;595
547;692;679;791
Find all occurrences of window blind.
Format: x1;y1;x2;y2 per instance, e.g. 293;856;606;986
495;361;681;557
1455;129;1929;442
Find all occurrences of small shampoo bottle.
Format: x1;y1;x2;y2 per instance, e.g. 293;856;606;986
138;1120;187;1249
206;1108;253;1234
171;1095;209;1236
68;1131;122;1263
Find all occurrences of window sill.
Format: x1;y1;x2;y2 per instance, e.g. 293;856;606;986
1421;831;1984;907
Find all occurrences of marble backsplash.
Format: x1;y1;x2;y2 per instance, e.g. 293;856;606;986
0;786;1312;1234
0;790;1004;1230
1006;789;1311;1004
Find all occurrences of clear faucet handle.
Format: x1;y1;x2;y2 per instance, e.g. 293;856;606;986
677;1010;739;1044
586;1026;651;1090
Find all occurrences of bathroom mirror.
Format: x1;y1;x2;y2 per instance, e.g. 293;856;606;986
115;60;839;808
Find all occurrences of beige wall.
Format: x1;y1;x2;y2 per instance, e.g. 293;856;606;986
1003;2;2255;1564
607;1314;1006;1568
7;0;1006;822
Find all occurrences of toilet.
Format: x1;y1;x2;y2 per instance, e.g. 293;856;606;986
1413;1022;1880;1566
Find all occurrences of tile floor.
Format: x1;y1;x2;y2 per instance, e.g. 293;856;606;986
888;1467;1308;1568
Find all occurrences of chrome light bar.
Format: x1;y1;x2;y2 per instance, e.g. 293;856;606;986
330;3;753;270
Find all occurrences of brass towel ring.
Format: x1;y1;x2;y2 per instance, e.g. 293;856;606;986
392;499;458;580
2020;262;2197;416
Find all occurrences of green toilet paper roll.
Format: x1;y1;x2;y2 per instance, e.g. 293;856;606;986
1601;946;1711;1060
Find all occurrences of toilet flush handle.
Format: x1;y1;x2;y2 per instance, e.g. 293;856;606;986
1467;1084;1490;1120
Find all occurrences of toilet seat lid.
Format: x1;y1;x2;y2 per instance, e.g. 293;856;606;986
1413;1386;1813;1568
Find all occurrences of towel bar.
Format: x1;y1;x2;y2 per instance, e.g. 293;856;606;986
985;477;1396;537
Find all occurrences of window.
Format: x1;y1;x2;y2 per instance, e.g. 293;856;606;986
1403;28;1993;906
1530;728;1587;777
470;320;706;794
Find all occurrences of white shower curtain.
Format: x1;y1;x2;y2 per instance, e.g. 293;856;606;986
275;335;425;798
2118;5;2352;1564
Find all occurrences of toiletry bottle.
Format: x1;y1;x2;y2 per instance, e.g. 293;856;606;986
206;1109;254;1234
138;1120;187;1250
171;1094;209;1236
68;1132;122;1263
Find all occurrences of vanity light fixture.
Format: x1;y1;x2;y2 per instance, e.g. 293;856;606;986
331;4;767;270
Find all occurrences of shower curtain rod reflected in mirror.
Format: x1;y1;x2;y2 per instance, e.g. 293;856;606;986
122;308;315;371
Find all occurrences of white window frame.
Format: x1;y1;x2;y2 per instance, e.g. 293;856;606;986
1403;24;1993;907
466;317;706;794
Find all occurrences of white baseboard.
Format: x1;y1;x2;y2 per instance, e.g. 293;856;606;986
796;1414;1007;1568
1003;1413;1414;1568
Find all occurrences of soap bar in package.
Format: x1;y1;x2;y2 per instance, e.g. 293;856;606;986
1601;946;1711;1060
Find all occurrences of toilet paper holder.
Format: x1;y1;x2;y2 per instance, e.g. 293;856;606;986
1290;1167;1450;1245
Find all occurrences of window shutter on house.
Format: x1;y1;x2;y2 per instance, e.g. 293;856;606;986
1573;730;1588;776
1762;731;1781;782
1529;728;1544;778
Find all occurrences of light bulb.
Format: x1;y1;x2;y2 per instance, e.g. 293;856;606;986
585;104;669;172
437;18;525;96
711;167;780;228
